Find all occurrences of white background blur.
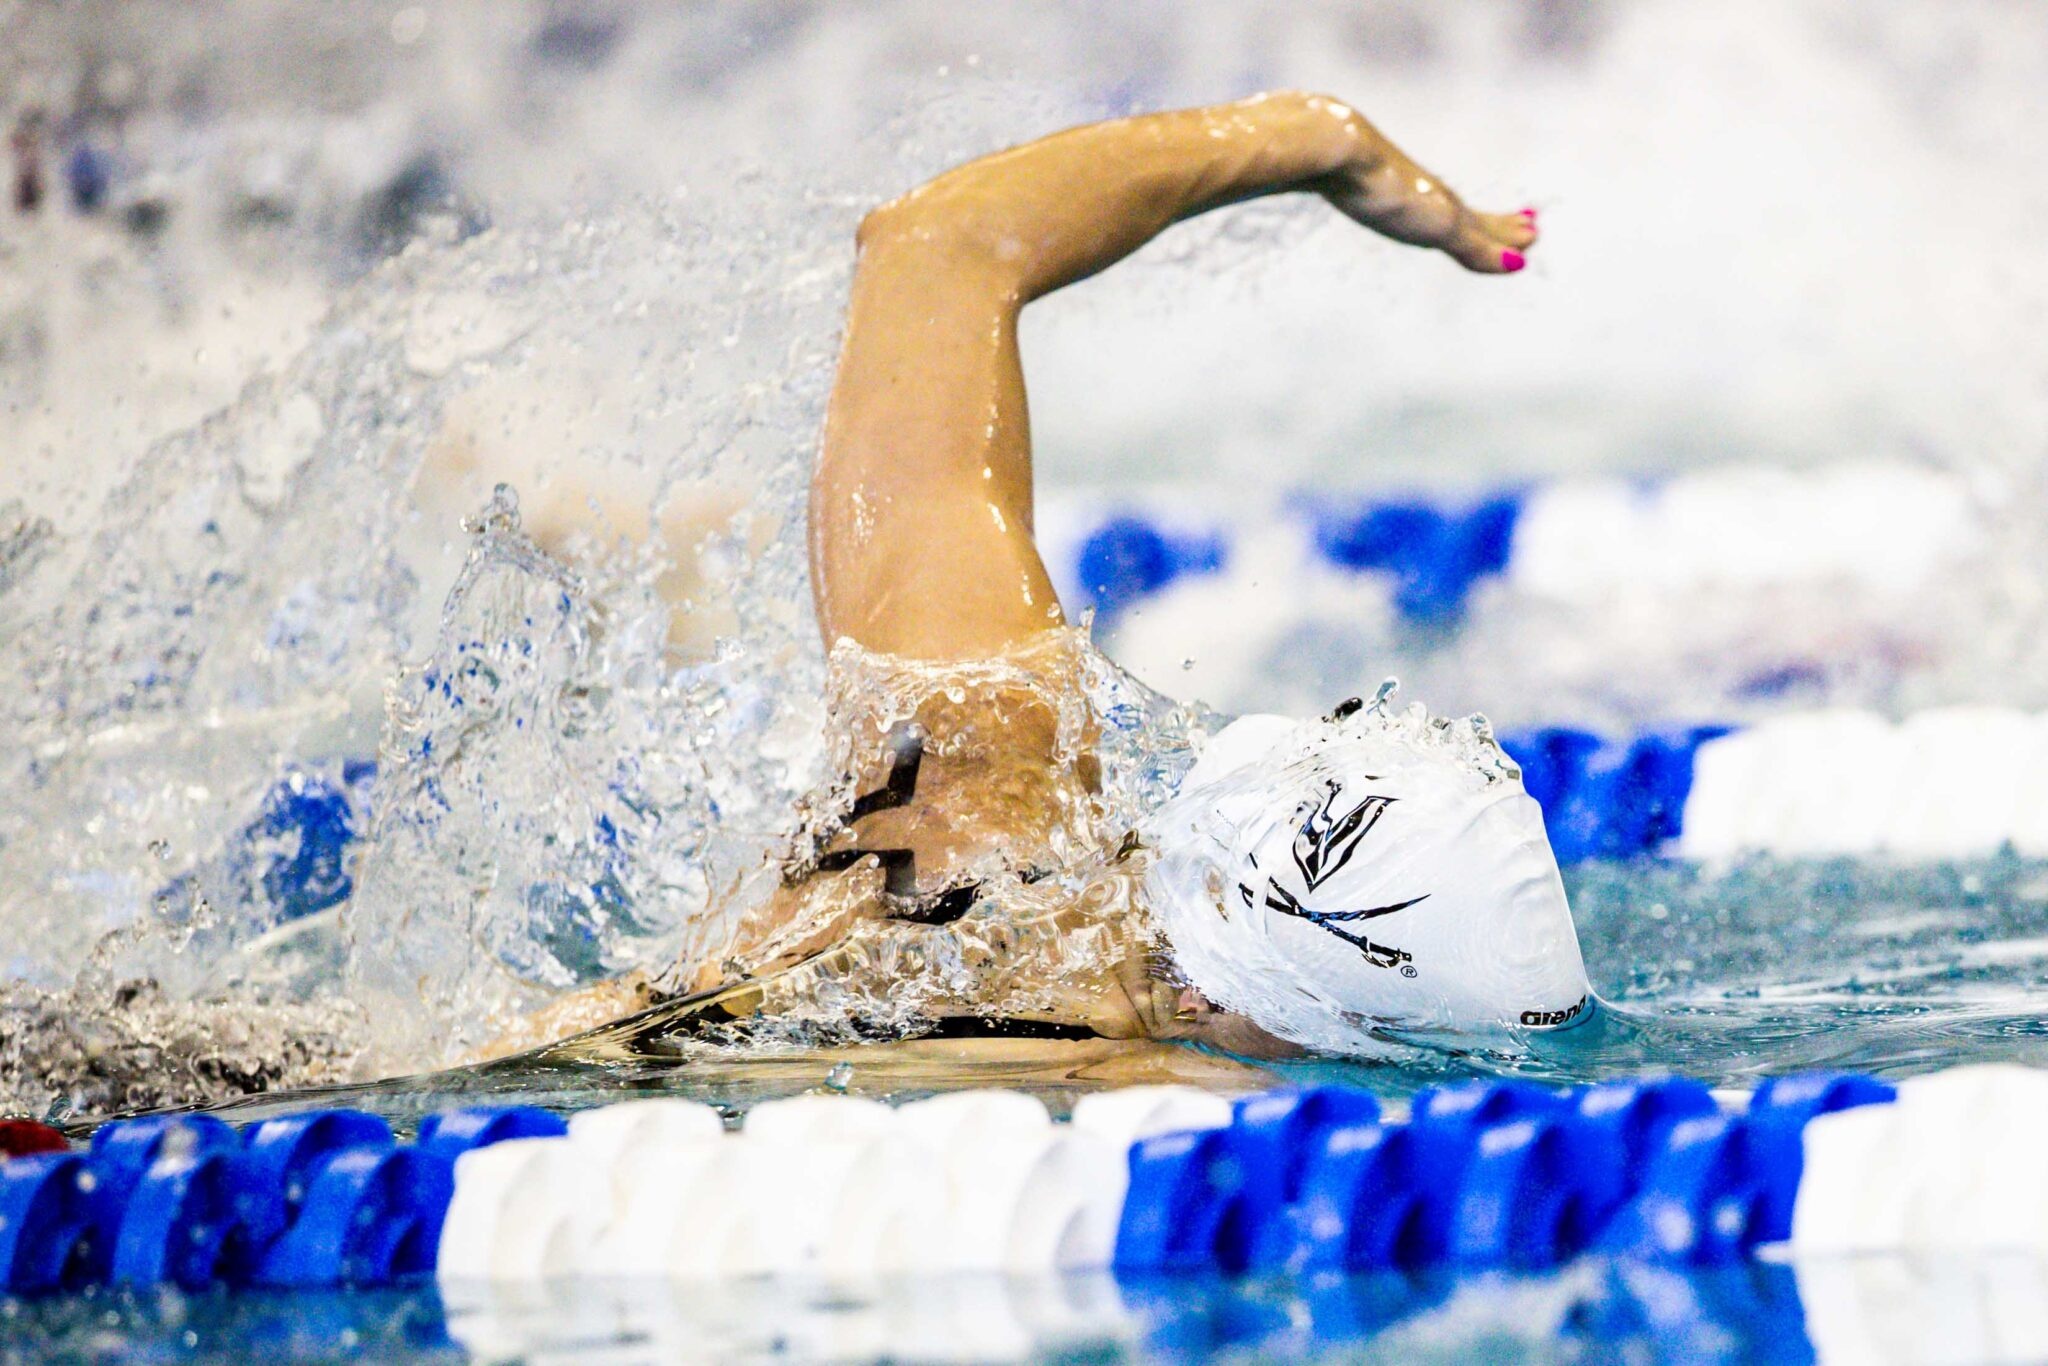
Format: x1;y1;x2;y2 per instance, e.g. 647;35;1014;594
6;1;2042;523
3;1;2043;772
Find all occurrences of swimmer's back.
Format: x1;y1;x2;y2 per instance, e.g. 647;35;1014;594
814;630;1101;882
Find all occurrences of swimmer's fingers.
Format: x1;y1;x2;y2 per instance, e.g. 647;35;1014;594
1149;981;1306;1060
1480;208;1540;252
675;960;724;994
1106;946;1188;1040
1317;147;1539;274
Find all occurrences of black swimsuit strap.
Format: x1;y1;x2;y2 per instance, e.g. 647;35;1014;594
529;957;1095;1062
920;1015;1098;1042
804;719;985;926
845;721;925;822
524;728;1076;1065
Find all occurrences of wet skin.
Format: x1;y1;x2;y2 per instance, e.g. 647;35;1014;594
790;93;1536;1048
814;91;1535;661
500;93;1541;1061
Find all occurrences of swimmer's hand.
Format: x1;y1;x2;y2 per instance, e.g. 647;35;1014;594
469;971;665;1063
964;945;1300;1060
1099;951;1306;1062
1310;103;1539;275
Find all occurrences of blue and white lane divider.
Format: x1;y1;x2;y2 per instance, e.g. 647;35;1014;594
24;1066;2048;1293
0;1104;561;1293
1500;723;1729;865
1044;461;1974;627
1508;706;2048;865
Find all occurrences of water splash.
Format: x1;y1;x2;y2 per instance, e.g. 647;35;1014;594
0;168;862;1097
584;628;1219;1056
344;481;777;1062
0;976;363;1126
3;0;2046;1117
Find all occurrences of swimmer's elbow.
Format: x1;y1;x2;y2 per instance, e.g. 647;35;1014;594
855;198;912;253
855;191;1022;288
854;201;895;253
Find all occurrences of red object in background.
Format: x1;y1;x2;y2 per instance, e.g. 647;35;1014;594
0;1119;69;1156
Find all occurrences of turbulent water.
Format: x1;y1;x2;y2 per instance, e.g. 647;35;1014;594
3;0;2047;1126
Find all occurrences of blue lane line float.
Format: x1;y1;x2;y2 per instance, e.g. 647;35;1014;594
233;1110;396;1285
1115;1126;1260;1274
110;1143;250;1289
1074;516;1228;622
415;1105;567;1163
1499;724;1731;864
1113;1089;1390;1277
1740;1073;1898;1244
1069;492;1523;627
0;1105;553;1294
1303;492;1522;627
255;1145;454;1287
0;1074;1933;1295
83;1114;241;1282
0;1154;95;1294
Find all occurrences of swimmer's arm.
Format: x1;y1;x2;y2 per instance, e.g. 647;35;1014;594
950;918;1307;1060
983;950;1307;1062
859;92;1527;301
815;93;1537;657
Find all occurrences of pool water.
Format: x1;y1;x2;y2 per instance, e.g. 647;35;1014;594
175;853;2048;1142
9;854;2046;1360
4;1256;2039;1362
8;3;2048;1360
15;856;2046;1361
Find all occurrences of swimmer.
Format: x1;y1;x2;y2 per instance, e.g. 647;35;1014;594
503;93;1589;1065
10;107;47;214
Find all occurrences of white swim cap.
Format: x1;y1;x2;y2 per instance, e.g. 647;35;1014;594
1143;698;1592;1053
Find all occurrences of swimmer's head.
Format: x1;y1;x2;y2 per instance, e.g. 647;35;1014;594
1142;693;1591;1053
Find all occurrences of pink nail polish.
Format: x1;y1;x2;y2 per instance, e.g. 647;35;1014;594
1501;249;1527;272
1518;206;1539;221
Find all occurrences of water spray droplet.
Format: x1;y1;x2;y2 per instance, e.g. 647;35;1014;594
463;483;523;536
